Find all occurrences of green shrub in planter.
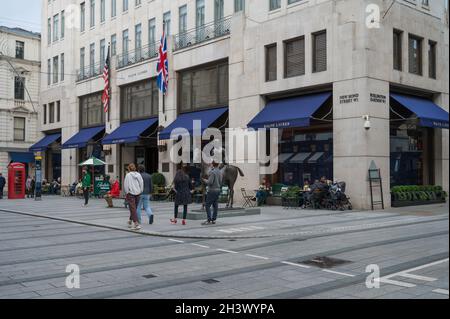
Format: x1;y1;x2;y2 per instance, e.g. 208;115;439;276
151;172;166;187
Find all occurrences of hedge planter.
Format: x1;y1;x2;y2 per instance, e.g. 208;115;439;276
391;185;448;208
391;198;447;208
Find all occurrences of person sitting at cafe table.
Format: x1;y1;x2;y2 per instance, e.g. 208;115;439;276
254;177;271;206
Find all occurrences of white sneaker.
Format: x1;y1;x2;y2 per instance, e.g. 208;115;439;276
132;223;142;231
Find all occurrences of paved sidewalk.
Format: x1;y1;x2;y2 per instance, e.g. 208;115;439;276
0;196;447;239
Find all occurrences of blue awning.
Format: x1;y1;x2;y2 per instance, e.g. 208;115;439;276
9;152;35;163
29;133;61;152
159;107;228;140
391;93;449;129
62;126;105;149
102;118;159;145
248;92;332;130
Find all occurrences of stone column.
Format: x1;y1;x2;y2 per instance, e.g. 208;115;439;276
333;78;391;210
433;93;449;193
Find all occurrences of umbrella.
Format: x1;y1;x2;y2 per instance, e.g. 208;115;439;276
78;156;106;166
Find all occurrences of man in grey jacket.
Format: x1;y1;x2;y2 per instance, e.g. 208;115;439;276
202;161;222;225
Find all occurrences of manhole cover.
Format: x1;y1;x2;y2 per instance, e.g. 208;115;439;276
142;274;157;279
301;256;352;269
202;279;220;284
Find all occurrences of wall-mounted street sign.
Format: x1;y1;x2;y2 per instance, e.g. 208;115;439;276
339;94;359;104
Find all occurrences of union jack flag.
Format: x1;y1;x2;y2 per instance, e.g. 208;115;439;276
157;31;169;95
102;47;110;113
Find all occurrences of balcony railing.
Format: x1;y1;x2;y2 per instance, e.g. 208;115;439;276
174;16;231;51
117;42;160;69
76;62;103;82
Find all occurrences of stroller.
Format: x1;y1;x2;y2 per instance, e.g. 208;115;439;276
326;181;353;211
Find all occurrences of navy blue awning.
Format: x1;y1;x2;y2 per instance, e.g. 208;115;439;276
29;133;61;152
9;152;35;163
247;92;332;130
159;107;228;140
62;126;105;149
391;93;449;129
102;118;159;145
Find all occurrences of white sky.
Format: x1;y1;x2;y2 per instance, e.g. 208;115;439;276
0;0;42;33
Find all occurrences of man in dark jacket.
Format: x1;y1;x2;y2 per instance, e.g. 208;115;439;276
138;165;154;224
0;173;5;199
202;162;222;225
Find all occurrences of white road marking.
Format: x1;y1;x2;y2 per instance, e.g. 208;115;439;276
280;261;311;269
168;239;185;243
378;278;416;288
217;249;239;254
245;254;270;260
217;226;266;234
322;269;355;277
432;289;449;295
398;273;437;282
191;244;210;249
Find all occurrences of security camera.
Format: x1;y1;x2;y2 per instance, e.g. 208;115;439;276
363;115;371;130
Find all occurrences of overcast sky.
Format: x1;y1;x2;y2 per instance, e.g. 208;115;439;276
0;0;42;32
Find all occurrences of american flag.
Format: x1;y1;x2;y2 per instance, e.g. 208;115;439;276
157;31;169;95
102;47;110;113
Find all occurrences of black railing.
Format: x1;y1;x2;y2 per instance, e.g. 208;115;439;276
174;16;231;51
77;62;103;82
117;42;160;69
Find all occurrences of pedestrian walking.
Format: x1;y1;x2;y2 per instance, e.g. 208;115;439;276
202;161;222;225
0;173;5;199
81;167;91;207
138;165;154;225
124;164;144;231
170;165;192;226
26;176;32;198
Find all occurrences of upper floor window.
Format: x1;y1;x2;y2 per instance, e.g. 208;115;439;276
163;11;171;35
47;59;51;85
53;14;59;41
265;43;277;82
90;0;96;28
100;0;106;22
61;53;65;81
123;0;128;12
49;102;55;124
393;29;403;71
215;0;224;21
14;76;25;100
15;41;24;59
111;0;117;17
285;36;305;78
47;18;51;44
13;117;25;141
43;105;47;125
312;30;327;73
80;92;105;128
409;34;422;76
111;34;117;55
269;0;281;11
178;61;229;112
135;0;141;6
121;79;159;121
80;2;86;32
61;11;65;38
428;40;437;79
53;56;59;83
235;0;245;12
148;18;156;45
196;0;205;28
179;5;187;34
100;39;106;69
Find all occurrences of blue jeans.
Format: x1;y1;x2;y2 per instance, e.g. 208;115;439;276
137;194;153;224
205;191;220;221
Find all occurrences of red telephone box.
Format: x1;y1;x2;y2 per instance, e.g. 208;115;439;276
8;162;26;199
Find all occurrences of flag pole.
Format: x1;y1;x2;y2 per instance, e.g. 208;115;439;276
107;44;111;123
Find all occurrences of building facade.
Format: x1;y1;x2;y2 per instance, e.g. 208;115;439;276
0;26;41;193
39;0;449;209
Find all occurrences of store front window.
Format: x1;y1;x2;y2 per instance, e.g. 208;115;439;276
121;78;159;122
390;124;434;186
80;92;105;128
276;127;333;186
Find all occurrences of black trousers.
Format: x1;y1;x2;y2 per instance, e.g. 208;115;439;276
0;187;3;199
174;205;188;220
83;188;89;205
